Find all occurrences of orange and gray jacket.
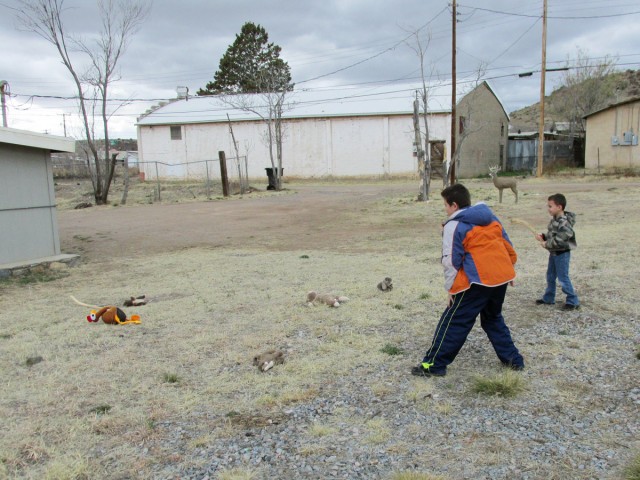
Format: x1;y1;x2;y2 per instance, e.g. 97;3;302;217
442;203;517;294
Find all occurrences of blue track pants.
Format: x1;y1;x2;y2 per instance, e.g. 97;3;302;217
421;283;524;375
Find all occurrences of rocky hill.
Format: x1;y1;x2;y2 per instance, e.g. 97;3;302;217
509;69;640;131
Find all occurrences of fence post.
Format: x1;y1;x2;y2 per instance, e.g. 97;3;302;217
218;151;229;197
205;160;211;198
155;161;161;201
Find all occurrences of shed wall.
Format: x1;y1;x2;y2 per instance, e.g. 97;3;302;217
0;144;60;264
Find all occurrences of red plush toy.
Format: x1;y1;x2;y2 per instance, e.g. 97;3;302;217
72;295;141;325
87;306;141;325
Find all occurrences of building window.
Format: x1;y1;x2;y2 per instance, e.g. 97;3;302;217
170;126;182;140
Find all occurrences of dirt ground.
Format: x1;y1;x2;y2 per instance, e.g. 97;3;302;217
56;177;636;262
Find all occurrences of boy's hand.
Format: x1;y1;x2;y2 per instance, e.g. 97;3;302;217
509;280;515;287
535;233;543;241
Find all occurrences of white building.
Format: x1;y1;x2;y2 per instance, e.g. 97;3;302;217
135;86;452;180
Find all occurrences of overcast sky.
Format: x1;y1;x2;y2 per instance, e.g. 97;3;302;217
1;0;639;139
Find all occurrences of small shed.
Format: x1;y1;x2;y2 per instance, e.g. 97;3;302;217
0;127;77;271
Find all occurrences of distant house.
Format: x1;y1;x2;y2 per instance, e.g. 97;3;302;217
454;81;510;178
584;97;640;172
0;127;77;269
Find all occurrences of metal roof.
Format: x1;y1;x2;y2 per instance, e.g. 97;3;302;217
0;126;76;153
136;84;453;126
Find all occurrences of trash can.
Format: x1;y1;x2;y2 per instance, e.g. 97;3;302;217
265;168;283;190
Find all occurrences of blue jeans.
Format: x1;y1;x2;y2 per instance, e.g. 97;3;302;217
542;251;579;306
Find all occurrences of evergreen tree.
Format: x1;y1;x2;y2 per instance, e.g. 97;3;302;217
198;22;293;95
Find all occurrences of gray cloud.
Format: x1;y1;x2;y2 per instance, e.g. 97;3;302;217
1;0;638;137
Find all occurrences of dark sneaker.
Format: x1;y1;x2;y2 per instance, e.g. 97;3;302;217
562;304;580;310
535;299;554;305
411;365;446;377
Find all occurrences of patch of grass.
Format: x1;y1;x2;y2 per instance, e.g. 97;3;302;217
309;423;336;437
419;292;430;300
393;304;404;310
623;452;640;480
381;343;404;355
471;370;525;397
390;473;449;480
162;372;180;384
0;333;13;340
72;234;92;242
300;254;309;259
43;453;90;480
217;467;261;480
636;348;640;360
16;270;69;285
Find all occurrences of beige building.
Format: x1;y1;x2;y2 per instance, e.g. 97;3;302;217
584;97;640;172
455;81;510;178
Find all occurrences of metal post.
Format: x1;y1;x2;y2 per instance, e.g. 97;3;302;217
0;80;9;127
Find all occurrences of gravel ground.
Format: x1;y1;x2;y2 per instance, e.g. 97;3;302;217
131;285;638;480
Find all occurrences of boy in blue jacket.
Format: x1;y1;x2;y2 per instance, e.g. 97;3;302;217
412;184;524;377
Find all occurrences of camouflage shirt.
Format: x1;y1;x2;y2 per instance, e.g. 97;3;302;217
543;211;577;252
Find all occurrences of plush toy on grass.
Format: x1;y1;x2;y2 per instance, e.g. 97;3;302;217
306;291;350;307
87;306;141;325
71;295;141;325
253;349;285;372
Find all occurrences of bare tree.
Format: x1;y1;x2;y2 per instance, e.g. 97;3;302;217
405;28;437;200
218;73;290;191
551;47;618;137
15;0;150;205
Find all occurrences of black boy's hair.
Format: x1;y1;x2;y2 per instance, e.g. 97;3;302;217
441;183;471;208
548;193;567;209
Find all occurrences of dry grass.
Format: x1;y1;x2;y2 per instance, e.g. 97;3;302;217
2;175;640;478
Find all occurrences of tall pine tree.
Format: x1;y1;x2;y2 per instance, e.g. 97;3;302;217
198;22;292;95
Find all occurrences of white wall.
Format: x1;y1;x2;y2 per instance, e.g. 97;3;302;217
138;113;451;180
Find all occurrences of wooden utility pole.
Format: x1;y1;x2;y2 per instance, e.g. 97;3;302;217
218;151;230;197
449;0;457;185
537;0;548;177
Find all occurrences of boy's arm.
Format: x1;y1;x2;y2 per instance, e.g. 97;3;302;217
441;221;458;290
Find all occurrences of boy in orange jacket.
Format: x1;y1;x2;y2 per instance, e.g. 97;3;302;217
412;184;524;377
